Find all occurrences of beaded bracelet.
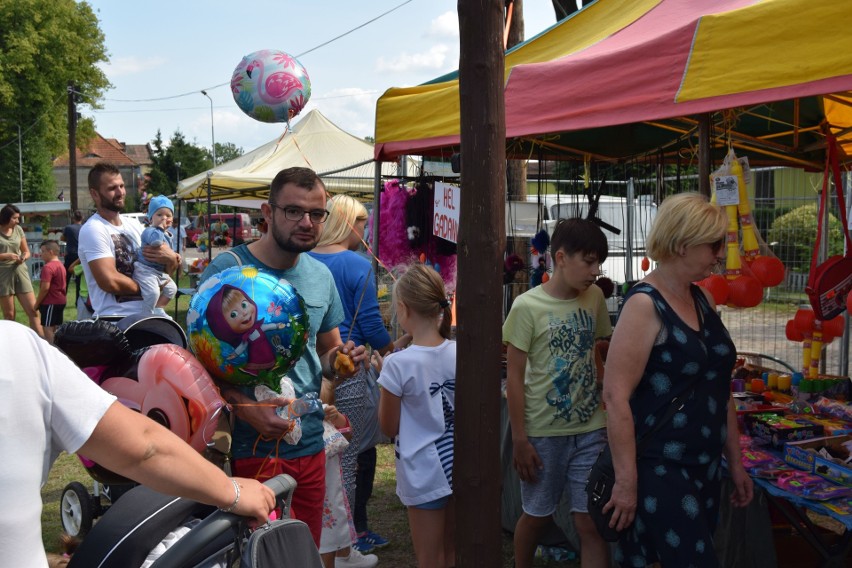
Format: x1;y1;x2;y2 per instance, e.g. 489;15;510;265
219;478;240;513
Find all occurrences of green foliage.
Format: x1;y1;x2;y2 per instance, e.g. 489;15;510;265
767;204;843;272
752;206;793;237
0;0;109;203
146;130;212;196
214;142;243;165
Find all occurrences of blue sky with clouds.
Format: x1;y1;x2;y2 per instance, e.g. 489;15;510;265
83;0;564;154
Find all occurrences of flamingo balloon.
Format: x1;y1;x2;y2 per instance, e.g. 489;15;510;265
231;49;311;123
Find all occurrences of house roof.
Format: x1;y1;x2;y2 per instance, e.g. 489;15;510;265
53;133;139;167
123;144;153;166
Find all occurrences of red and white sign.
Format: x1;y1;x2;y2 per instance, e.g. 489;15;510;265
433;181;460;243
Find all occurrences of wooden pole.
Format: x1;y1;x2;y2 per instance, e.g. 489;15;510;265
456;1;505;566
67;82;78;212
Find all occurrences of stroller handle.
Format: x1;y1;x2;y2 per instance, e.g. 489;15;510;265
149;473;296;568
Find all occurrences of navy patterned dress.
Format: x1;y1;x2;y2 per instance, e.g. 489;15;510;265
614;283;736;568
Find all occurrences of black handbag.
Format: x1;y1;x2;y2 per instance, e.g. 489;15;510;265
587;382;699;542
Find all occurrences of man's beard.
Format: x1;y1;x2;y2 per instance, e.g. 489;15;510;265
271;226;317;253
98;195;124;213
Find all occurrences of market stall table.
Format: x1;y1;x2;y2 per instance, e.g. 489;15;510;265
752;476;852;568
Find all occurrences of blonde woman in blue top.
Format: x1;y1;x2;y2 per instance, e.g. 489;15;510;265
308;194;395;554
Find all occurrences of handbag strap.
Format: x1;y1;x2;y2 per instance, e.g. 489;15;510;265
635;378;700;456
809;133;852;284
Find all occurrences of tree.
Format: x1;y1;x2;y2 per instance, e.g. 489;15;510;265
146;130;211;199
214;142;243;165
768;204;843;273
0;0;109;202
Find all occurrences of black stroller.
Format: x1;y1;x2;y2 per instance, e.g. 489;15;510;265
54;314;216;537
67;474;323;568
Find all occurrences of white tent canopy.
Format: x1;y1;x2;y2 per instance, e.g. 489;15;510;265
176;109;416;202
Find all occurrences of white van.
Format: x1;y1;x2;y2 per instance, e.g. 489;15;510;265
517;194;658;285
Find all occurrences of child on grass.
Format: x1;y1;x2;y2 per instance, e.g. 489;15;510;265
378;264;456;568
319;378;378;568
34;240;66;343
503;218;612;568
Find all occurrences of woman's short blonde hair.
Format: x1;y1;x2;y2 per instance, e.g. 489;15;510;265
317;194;368;247
646;192;727;261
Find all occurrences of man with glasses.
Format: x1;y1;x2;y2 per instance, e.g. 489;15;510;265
200;167;366;548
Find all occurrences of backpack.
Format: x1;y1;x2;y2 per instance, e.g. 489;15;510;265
240;518;323;568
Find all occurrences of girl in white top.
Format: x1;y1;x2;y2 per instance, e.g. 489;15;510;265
377;264;456;568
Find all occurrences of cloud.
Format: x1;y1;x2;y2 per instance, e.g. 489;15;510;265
428;11;459;38
375;44;452;74
99;56;167;77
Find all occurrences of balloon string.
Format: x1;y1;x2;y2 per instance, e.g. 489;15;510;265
346;266;373;345
292;132;313;170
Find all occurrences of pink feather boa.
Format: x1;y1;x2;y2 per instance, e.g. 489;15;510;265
378;179;457;293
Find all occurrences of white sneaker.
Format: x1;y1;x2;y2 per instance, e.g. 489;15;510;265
335;548;378;568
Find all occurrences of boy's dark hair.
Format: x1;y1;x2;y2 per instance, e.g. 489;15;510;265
269;167;326;202
550;217;608;262
88;162;121;190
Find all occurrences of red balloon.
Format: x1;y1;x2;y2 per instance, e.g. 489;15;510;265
728;275;763;308
641;257;650;272
700;274;730;305
749;256;785;287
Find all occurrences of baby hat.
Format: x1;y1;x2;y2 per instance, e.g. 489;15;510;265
148;195;174;219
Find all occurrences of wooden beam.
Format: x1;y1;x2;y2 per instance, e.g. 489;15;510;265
456;0;505;566
698;113;711;196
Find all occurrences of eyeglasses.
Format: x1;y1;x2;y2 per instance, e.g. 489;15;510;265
269;203;329;224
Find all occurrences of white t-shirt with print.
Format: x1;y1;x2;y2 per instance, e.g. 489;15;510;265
78;213;145;317
378;339;456;507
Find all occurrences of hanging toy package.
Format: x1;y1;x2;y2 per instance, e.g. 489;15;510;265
703;148;786;309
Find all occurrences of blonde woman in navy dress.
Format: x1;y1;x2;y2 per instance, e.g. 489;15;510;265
602;193;753;567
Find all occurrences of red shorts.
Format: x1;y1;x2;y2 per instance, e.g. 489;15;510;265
232;451;327;547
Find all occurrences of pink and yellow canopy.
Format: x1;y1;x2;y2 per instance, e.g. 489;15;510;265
375;0;852;166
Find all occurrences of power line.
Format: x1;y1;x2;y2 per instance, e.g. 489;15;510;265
80;0;414;105
87;90;382;115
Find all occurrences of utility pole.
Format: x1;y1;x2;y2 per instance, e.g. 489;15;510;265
67;82;78;211
456;1;506;565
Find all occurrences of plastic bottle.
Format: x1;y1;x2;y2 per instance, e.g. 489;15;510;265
285;392;323;419
790;372;804;401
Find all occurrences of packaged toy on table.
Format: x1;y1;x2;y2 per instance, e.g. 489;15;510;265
745;412;825;448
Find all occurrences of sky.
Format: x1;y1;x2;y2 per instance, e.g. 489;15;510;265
83;0;568;156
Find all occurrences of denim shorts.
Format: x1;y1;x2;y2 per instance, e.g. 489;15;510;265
412;495;450;510
520;428;607;517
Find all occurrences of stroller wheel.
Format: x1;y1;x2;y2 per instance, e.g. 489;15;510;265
61;482;95;537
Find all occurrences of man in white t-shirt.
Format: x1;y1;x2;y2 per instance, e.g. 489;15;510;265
78;163;180;318
0;321;277;568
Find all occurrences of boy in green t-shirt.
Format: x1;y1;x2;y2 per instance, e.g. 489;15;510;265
502;218;612;568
